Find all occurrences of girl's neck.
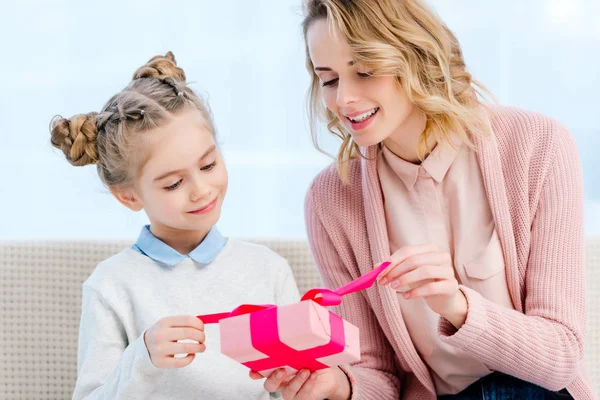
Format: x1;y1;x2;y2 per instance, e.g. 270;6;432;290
149;223;211;255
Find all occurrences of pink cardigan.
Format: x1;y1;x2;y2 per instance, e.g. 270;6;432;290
304;105;595;399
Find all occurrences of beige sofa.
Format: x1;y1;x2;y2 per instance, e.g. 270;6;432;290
1;239;598;399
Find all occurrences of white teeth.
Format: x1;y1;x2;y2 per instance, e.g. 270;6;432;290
348;108;378;123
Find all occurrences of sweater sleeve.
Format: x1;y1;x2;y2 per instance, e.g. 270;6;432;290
305;189;402;399
72;286;165;399
438;122;586;391
275;260;301;306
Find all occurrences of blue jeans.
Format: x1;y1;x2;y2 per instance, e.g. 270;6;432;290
437;372;573;400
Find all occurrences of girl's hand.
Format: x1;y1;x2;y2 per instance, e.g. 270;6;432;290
249;366;350;400
144;315;206;368
377;244;468;328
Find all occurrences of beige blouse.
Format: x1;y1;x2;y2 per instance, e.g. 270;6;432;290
377;140;514;395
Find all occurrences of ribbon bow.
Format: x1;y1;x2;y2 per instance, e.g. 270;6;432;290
197;261;390;323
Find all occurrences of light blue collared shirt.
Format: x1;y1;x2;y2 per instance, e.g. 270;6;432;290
132;225;228;266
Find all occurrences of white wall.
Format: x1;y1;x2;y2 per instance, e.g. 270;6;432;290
0;0;598;239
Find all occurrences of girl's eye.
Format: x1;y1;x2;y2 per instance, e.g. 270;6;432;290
358;72;373;78
322;78;339;87
201;161;216;171
165;180;182;191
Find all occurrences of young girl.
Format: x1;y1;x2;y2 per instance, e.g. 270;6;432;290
51;51;299;399
254;0;593;399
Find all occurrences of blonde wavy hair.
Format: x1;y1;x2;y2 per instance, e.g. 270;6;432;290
50;51;214;189
302;0;493;181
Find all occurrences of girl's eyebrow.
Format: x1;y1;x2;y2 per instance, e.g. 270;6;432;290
153;145;216;182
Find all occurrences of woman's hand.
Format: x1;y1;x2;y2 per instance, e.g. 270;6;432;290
249;366;351;400
144;315;206;368
377;244;468;328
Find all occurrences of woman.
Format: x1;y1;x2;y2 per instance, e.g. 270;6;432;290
251;1;593;399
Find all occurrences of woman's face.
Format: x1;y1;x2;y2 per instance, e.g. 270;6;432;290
307;18;423;149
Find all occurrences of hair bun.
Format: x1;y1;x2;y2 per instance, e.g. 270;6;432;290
132;51;186;82
50;113;99;166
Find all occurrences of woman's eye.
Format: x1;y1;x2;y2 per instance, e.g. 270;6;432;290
358;72;373;78
165;180;182;191
322;78;339;87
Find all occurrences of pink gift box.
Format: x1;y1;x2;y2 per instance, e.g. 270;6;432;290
219;300;360;377
197;261;392;377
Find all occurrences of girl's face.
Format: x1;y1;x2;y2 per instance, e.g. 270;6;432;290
307;18;425;153
120;108;228;242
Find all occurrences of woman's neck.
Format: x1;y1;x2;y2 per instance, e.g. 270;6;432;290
382;106;434;164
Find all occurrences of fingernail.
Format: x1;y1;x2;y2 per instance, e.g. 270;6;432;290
310;373;317;380
379;277;387;285
403;292;410;299
275;370;283;379
301;370;309;379
390;280;400;289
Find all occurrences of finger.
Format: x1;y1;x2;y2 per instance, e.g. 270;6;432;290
174;342;206;355
389;252;450;280
264;369;286;393
381;252;450;284
167;327;206;343
270;370;296;386
281;372;296;385
165;315;205;331
161;341;206;356
163;353;196;368
378;244;439;280
404;280;458;299
293;372;318;400
390;264;454;290
282;369;311;399
249;370;265;380
390;243;439;265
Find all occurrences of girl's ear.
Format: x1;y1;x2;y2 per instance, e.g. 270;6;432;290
110;187;144;211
